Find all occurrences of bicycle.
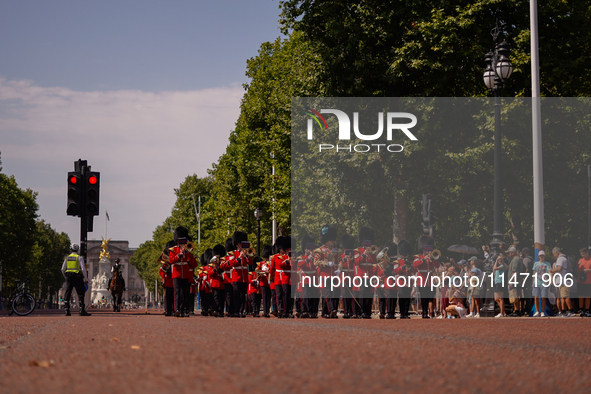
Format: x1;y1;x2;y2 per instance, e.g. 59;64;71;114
7;277;36;316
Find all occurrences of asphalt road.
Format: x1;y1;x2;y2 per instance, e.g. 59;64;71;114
1;310;590;394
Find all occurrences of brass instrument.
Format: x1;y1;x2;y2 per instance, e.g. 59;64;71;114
245;247;256;257
431;249;441;260
159;251;171;269
376;247;389;262
186;241;195;253
368;245;379;255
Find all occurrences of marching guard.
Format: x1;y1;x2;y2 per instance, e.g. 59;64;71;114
168;227;198;317
314;224;339;318
414;235;440;318
392;240;415;319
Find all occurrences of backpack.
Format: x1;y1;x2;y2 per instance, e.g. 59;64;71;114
566;256;579;281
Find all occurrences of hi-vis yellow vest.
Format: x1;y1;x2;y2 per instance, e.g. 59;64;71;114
65;253;81;273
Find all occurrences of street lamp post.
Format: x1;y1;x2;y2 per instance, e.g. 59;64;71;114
254;207;263;257
483;23;513;251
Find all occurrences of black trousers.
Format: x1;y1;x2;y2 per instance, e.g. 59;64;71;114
187;292;196;313
358;286;373;316
249;293;262;315
224;283;234;315
163;286;174;315
261;286;271;315
213;288;225;314
352;291;362;316
398;287;412;317
303;286;319;317
332;287;341;315
320;286;336;315
64;273;86;308
386;288;398;316
282;284;293;316
233;282;248;315
271;288;277;314
420;287;434;316
342;284;354;316
376;287;387;315
173;278;189;313
276;283;286;314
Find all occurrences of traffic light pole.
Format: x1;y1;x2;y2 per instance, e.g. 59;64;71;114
76;160;89;264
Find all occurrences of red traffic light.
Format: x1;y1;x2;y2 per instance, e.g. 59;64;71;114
70;176;79;184
88;175;97;185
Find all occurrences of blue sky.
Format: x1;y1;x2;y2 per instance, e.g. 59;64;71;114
0;1;285;248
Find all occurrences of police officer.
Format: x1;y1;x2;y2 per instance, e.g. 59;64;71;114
61;244;91;316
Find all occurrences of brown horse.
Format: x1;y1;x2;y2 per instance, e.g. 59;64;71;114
109;269;124;312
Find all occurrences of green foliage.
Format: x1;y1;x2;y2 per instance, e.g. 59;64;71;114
29;221;71;299
1;152;70;295
0;164;39;286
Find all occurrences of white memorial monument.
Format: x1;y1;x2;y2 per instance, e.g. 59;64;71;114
90;237;113;306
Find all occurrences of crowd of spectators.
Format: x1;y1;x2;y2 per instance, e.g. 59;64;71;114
429;245;591;318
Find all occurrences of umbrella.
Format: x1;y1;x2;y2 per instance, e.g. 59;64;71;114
447;244;479;258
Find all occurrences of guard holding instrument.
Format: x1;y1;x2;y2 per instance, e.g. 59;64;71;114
392;240;414;319
221;231;253;317
314;224;339;318
168;226;198;317
414;235;440;318
354;227;377;319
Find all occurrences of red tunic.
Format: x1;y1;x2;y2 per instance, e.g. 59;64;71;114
220;250;252;283
412;254;440;287
169;246;198;279
247;272;261;295
257;261;271;287
207;264;225;290
159;265;174;288
392;259;416;288
314;246;339;288
278;253;292;285
353;247;377;291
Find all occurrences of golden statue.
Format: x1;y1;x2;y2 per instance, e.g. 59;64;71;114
99;237;111;260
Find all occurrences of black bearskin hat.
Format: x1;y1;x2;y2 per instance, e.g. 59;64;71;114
204;248;213;264
418;235;435;252
383;241;398;257
274;236;285;253
340;234;356;250
262;245;273;259
300;234;315;253
173;226;189;243
213;244;226;258
398;240;412;257
281;236;294;252
320;224;337;244
232;231;248;247
358;226;375;244
225;238;235;253
164;240;176;256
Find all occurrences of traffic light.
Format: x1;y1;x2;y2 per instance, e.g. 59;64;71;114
86;171;100;216
67;171;83;216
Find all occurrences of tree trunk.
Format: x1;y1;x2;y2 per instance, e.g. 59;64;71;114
510;214;523;248
393;192;408;243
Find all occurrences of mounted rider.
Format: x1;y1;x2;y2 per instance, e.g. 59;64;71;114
110;258;126;291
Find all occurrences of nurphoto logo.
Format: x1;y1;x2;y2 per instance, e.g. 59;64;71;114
305;108;418;153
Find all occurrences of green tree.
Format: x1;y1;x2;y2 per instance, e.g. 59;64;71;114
0;153;39;288
29;220;71;301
